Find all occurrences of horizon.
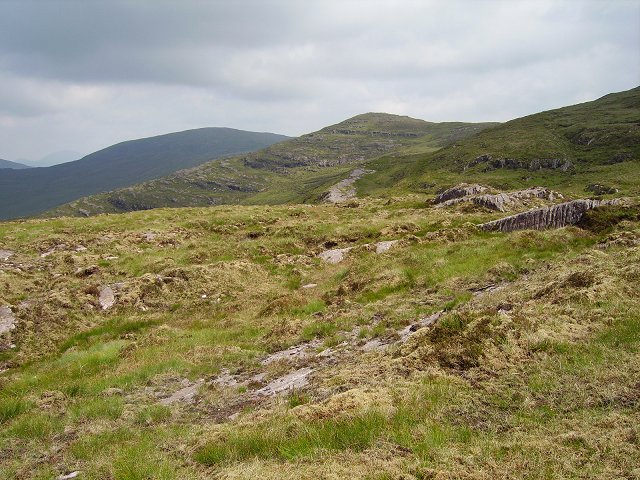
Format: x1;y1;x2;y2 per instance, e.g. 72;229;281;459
1;0;638;160
6;84;638;166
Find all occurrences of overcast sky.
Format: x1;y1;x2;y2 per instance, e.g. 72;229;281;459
0;0;638;161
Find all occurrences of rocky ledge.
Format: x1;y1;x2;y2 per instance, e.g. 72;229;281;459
479;199;620;232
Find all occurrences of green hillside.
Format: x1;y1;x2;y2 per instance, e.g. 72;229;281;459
47;114;497;217
358;87;640;199
0;128;289;220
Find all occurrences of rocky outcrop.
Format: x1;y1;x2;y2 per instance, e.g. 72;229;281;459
472;187;561;212
434;184;487;203
436;185;562;212
324;168;373;203
469;155;573;172
479;199;620;232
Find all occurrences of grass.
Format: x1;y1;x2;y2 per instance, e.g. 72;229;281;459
0;185;638;478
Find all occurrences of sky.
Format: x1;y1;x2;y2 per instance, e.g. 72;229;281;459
0;0;639;161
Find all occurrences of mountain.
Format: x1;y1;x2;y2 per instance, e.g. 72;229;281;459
0;128;289;220
357;87;640;199
0;158;31;170
24;150;85;167
47;114;497;217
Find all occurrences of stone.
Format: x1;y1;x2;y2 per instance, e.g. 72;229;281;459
0;306;16;336
0;249;13;261
434;184;487;203
375;240;399;254
253;367;313;397
211;369;238;387
479;199;620;233
58;472;80;480
471;187;561;212
159;379;204;405
398;311;443;343
301;283;318;289
318;247;353;264
261;340;320;366
75;265;99;277
98;286;115;310
361;338;385;352
325;168;374;203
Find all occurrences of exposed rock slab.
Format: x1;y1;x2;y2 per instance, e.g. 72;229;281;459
159;379;204;405
471;187;561;212
253;367;313;397
434;184;487;204
375;240;399;254
479;199;619;232
0;249;13;261
261;340;321;366
437;186;562;212
325;169;373;203
318;247;353;264
398;311;443;343
98;286;115;310
0;306;16;336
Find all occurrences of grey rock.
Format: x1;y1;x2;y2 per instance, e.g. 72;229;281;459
159;379;204;405
211;369;239;387
471;187;561;212
318;247;353;264
0;249;13;261
479;199;620;233
434;184;487;203
98;286;115;310
253;367;313;397
58;472;80;480
398;311;443;343
324;168;374;203
261;340;321;366
375;240;399;254
0;306;16;336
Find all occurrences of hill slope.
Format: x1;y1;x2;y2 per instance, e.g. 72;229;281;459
0;192;638;478
48;114;496;217
0;128;289;220
0;159;31;170
357;87;640;199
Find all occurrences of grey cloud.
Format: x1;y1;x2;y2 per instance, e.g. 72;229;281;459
0;0;638;159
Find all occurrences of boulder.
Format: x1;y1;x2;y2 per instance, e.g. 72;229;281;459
479;199;620;233
434;184;487;203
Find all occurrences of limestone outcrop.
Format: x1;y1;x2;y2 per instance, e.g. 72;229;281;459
479;199;619;232
471;187;561;212
434;184;487;203
436;184;562;212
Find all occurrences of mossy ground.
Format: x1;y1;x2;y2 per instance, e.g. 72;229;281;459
1;198;638;479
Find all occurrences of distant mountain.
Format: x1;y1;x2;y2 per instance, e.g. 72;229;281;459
22;150;85;167
0;158;31;170
0;128;289;220
48;114;497;217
